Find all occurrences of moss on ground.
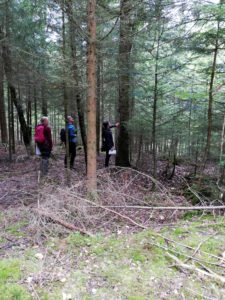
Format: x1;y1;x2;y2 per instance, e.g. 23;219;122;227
0;259;31;300
0;213;224;299
0;284;31;300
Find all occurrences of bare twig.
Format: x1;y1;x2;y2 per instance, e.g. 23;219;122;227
34;209;93;236
166;252;225;284
184;233;217;264
68;204;225;211
68;191;147;230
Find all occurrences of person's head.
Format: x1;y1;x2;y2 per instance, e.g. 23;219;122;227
102;121;109;130
67;116;74;124
40;116;49;126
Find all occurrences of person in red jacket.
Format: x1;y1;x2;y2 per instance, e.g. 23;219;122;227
36;116;53;176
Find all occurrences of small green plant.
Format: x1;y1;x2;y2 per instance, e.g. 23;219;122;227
0;259;31;300
131;250;146;263
128;296;146;300
0;259;21;283
182;210;203;220
172;227;188;236
6;220;28;237
67;232;104;248
0;284;31;300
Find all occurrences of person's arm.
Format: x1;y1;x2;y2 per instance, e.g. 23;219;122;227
109;122;119;129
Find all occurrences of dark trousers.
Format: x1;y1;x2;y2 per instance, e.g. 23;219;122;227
65;142;76;168
38;144;51;176
105;149;111;167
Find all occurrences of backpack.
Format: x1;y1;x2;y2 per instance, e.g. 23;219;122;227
34;125;45;144
60;128;66;143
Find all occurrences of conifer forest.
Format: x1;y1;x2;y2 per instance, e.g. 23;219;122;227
0;0;225;299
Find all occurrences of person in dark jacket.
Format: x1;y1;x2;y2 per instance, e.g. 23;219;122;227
37;116;53;176
64;116;77;169
102;121;119;167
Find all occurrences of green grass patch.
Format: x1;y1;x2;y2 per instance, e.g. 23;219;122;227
0;284;31;300
1;211;224;300
131;250;146;263
6;220;28;237
128;296;147;300
0;259;31;300
0;259;21;283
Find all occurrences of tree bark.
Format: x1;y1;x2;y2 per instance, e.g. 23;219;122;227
62;2;71;185
152;35;160;178
0;25;31;150
152;1;164;179
0;43;8;143
41;84;48;116
96;54;101;155
34;86;38;127
11;88;15;153
86;0;97;192
205;21;220;161
7;86;12;161
65;0;88;165
116;0;133;167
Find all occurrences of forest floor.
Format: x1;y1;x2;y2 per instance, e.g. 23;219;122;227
0;145;225;300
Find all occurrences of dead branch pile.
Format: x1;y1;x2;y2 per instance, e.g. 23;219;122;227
30;167;190;236
29;167;225;237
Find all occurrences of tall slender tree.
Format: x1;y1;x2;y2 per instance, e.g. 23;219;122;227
87;0;97;191
0;41;8;143
116;0;133;167
0;25;31;151
65;0;88;164
205;20;221;161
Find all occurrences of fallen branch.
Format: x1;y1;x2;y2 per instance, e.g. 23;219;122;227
155;232;223;262
74;205;225;210
166;252;225;284
0;192;8;200
0;242;21;250
151;240;224;268
184;233;217;264
69;191;148;230
33;209;93;236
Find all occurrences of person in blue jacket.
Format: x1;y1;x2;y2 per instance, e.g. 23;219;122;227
64;116;77;169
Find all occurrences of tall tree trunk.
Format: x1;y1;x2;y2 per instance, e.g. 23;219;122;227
8;86;12;161
0;26;31;151
115;0;133;167
65;0;87;165
34;85;38;126
152;35;160;178
218;115;225;189
87;0;97;192
4;0;31;152
41;84;48;116
101;60;105;124
96;54;101;155
62;3;71;186
188;98;192;157
205;21;220;161
152;1;163;180
0;44;8;143
26;82;32;149
11;89;15;153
